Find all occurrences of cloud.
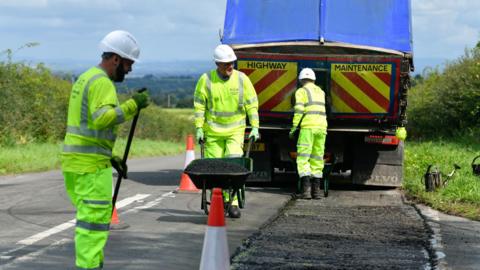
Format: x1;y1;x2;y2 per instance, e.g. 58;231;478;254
412;1;480;59
1;0;478;64
0;0;227;62
0;0;48;8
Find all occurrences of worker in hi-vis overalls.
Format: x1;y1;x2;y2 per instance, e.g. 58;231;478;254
61;30;150;269
290;68;328;199
194;44;260;218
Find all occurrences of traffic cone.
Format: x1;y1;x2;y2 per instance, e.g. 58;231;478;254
110;205;129;230
178;134;199;192
199;188;230;270
110;182;130;230
111;206;120;224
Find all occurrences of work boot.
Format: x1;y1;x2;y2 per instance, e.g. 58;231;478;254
301;176;311;199
311;178;321;199
228;205;241;218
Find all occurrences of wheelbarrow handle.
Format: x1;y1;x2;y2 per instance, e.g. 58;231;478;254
472;155;480;166
112;87;147;211
199;139;205;159
245;137;254;158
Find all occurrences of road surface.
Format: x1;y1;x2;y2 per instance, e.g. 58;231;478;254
0;155;479;269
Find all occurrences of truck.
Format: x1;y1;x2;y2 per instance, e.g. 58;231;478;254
221;0;413;186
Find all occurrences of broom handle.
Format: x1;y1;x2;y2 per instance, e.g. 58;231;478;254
112;88;146;211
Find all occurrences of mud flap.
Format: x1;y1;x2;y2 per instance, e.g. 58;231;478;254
246;141;272;182
352;141;403;187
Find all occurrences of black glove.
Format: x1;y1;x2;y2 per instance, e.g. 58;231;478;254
111;156;128;178
132;92;150;109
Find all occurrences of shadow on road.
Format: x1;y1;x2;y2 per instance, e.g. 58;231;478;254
153;208;207;225
118;170;183;186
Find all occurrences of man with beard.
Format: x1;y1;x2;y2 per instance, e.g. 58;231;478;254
194;44;260;218
61;30;150;269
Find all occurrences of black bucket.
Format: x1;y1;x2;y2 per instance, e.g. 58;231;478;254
472;155;480;176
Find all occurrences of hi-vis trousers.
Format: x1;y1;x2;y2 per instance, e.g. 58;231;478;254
205;132;244;206
296;128;327;178
64;167;112;270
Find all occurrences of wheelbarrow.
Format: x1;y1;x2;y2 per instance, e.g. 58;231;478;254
184;138;254;215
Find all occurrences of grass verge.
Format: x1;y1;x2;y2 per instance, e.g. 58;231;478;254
0;138;184;176
403;136;480;221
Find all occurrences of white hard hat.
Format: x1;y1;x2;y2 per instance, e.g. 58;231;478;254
213;44;237;63
99;30;140;62
299;68;316;81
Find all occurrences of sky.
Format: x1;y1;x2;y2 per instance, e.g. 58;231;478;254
0;0;479;72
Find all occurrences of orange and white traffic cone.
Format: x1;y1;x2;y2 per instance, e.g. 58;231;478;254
110;183;130;230
111;206;120;224
199;188;230;270
110;205;129;230
178;134;199;192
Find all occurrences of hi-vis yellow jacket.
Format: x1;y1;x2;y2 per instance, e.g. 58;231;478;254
194;69;259;136
292;82;328;130
61;66;138;173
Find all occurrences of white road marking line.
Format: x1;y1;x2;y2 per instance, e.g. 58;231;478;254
12;238;71;265
15;194;150;246
16;220;76;246
124;191;176;213
115;193;150;209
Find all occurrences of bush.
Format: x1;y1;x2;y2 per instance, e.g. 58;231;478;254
0;61;71;145
116;106;195;142
407;46;480;138
0;59;195;146
112;93;195;142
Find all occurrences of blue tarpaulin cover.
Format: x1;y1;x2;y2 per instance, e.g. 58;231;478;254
222;0;412;53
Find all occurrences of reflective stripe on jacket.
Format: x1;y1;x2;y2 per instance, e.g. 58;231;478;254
292;82;327;129
61;66;138;173
194;69;259;136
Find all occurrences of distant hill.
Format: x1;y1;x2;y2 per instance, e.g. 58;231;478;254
116;74;198;108
46;59;215;108
45;59;214;77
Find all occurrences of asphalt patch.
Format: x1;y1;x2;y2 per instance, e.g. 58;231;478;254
231;195;431;269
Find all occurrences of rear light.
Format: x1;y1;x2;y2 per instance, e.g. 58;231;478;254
365;135;399;145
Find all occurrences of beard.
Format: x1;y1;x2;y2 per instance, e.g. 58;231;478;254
225;66;234;76
113;60;126;82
